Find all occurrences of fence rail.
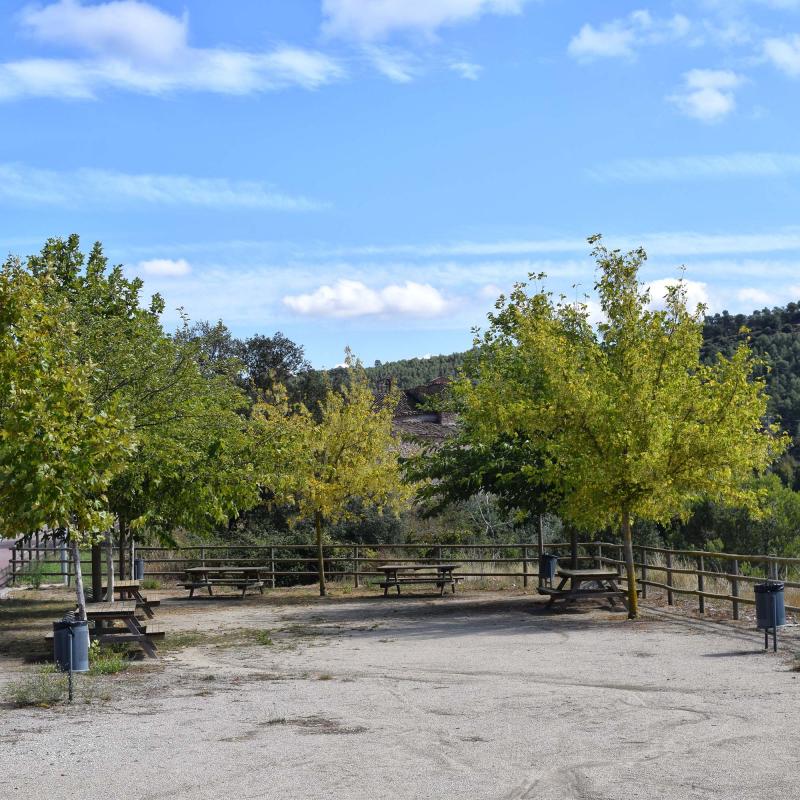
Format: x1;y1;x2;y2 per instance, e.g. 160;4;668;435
8;538;800;618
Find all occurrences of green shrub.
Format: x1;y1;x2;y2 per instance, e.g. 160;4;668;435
19;560;46;589
141;577;161;590
88;641;129;676
6;665;66;707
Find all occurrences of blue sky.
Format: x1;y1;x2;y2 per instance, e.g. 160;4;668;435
3;1;800;366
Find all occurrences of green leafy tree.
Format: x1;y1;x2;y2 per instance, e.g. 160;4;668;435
458;236;787;617
26;236;257;581
0;260;132;617
253;357;411;595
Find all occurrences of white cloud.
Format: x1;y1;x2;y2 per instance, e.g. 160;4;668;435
647;278;711;311
668;69;743;122
363;45;419;82
0;163;324;211
1;0;343;100
568;10;691;62
764;34;800;77
736;287;775;306
20;0;188;62
589;151;800;182
138;258;191;277
322;0;528;41
283;279;449;318
449;60;482;79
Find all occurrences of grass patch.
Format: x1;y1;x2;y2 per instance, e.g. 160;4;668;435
254;631;274;646
317;673;333;681
6;664;67;707
88;642;130;676
140;577;161;591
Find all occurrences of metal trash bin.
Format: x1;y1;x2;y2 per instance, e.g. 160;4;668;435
53;615;90;673
754;581;785;652
539;554;560;586
134;557;145;581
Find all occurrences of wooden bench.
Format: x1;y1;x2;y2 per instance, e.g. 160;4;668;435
84;601;159;658
96;581;160;619
539;568;628;610
377;563;462;597
182;568;266;599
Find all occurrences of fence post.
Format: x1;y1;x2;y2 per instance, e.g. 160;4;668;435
436;545;443;563
596;542;603;568
697;555;705;614
11;546;17;586
354;545;360;589
731;559;739;621
270;547;276;589
522;546;529;588
200;546;206;568
640;547;647;600
666;550;674;605
61;541;70;587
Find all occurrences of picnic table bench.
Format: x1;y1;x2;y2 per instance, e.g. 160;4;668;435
538;567;627;610
182;566;267;599
85;601;160;658
98;579;160;618
377;563;462;597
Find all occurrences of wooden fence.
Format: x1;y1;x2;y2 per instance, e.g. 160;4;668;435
8;538;800;617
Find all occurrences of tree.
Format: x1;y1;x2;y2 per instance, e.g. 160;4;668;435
241;332;311;396
458;236;787;617
253;356;411;596
26;236;257;588
0;260;132;618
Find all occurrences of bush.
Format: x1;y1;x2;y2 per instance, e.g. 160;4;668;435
19;560;46;589
88;641;129;676
140;577;161;590
7;665;66;707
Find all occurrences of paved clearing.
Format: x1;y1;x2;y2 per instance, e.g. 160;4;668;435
1;588;799;799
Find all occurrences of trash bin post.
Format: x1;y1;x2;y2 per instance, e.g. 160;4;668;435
754;580;785;652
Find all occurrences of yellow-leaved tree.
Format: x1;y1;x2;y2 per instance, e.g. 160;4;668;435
252;354;411;596
457;236;788;617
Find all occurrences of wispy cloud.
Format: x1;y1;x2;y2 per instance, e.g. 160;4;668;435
0;163;326;211
568;10;691;62
764;33;800;77
362;45;419;83
589;151;800;181
449;60;482;80
138;258;191;277
322;0;529;41
668;68;743;122
283;279;449;318
0;0;343;100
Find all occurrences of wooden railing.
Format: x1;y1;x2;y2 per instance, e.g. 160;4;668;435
8;538;800;618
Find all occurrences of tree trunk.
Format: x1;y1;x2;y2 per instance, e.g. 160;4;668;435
118;518;127;580
315;512;327;597
104;530;115;602
91;543;102;603
570;525;578;569
622;508;638;619
71;538;87;621
537;514;544;558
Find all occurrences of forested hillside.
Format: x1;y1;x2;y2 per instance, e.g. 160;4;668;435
701;303;800;441
364;352;470;388
360;302;800;443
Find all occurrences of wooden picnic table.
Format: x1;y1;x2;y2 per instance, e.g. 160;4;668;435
99;579;159;618
538;567;626;610
377;563;462;597
83;601;160;658
183;566;267;599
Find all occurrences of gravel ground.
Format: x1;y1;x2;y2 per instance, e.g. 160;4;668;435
1;588;799;800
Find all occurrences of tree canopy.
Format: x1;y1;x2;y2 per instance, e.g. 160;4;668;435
457;236;787;616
